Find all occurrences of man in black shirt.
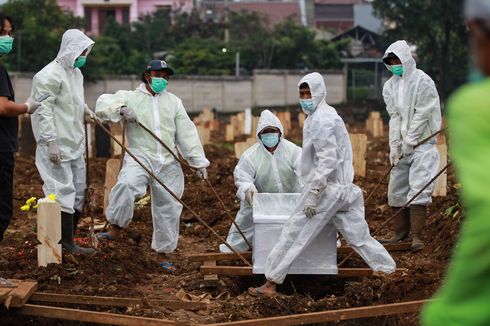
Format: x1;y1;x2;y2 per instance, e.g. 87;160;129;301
0;12;42;242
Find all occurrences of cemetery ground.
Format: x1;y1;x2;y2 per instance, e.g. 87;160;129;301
0;111;459;325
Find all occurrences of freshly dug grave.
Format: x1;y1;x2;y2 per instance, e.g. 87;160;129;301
0;118;461;325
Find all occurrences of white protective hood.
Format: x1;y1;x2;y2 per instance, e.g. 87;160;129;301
256;109;284;143
56;29;94;69
382;40;417;79
297;72;327;114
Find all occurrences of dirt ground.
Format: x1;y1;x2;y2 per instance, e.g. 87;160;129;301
0;114;461;325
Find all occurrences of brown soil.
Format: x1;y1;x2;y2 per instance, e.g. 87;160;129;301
0;116;461;326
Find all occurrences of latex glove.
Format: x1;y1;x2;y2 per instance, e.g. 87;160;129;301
84;104;96;123
195;168;208;180
47;141;61;165
25;97;42;114
389;146;402;166
303;189;320;218
245;189;257;206
402;142;414;156
119;106;138;123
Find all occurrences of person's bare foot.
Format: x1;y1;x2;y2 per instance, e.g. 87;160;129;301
248;280;277;297
158;253;177;273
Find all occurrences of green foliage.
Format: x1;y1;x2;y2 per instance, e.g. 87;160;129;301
372;0;469;99
1;1;348;78
0;0;84;71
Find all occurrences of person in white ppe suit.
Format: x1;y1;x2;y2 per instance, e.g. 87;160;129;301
95;60;209;269
219;109;302;253
381;40;442;252
249;72;396;296
31;29;95;254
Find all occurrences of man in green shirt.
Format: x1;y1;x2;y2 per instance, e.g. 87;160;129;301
422;0;490;325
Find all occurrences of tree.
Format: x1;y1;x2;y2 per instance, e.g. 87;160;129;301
0;0;84;72
372;0;469;99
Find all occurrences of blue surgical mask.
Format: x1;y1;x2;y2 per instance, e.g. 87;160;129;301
299;99;314;113
149;77;168;93
261;133;280;148
0;36;13;55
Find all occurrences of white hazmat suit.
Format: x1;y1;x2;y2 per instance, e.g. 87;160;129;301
31;29;94;214
264;72;396;284
382;40;442;207
95;84;209;253
219;110;302;253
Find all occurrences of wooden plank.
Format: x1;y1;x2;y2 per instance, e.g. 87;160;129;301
109;123;124;157
37;202;62;267
5;281;38;308
200;266;407;277
225;124;235;142
19;304;186;325
349;133;367;177
104;158;122;212
29;292;207;311
186;243;410;262
203;261;219;281
0;288;13;304
208;300;429;326
234;142;249;159
433;143;447;197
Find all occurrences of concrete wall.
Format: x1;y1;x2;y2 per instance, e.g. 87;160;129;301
10;70;346;113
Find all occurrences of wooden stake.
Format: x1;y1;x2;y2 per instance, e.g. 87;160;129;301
197;125;211;145
225;124;235;142
433;143;447;197
37;202;62;267
349;133;367;177
234;142;250;159
103;158;122;212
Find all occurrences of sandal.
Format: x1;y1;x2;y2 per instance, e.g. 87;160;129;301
96;232;115;242
247;287;274;297
159;261;176;273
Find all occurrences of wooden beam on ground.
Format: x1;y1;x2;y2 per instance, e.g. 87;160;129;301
208;300;430;326
37;202;62;267
4;281;38;308
200;266;407;277
29;292;207;311
203;261;219;281
349;133;367;177
18;304;187;325
103;158;122;212
185;243;411;262
0;288;13;304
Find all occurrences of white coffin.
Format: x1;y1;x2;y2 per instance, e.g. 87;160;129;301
252;193;338;275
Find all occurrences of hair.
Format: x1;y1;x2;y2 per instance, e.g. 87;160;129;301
141;71;149;83
299;82;309;89
474;19;490;38
0;12;14;34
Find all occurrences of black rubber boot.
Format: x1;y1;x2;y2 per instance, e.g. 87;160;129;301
410;205;426;252
61;212;95;255
380;207;410;243
73;210;81;233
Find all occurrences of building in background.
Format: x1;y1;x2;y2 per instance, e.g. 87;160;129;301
315;0;382;33
57;0;193;35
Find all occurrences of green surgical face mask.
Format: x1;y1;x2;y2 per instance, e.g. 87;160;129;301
74;56;87;68
0;36;14;55
149;77;168;93
391;64;403;77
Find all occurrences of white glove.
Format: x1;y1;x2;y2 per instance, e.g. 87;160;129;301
25;97;42;114
47;141;61;165
402;142;414;156
303;189;320;218
195;168;208;180
389;146;402;166
84;104;96;123
245;189;257;206
119;106;138;123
